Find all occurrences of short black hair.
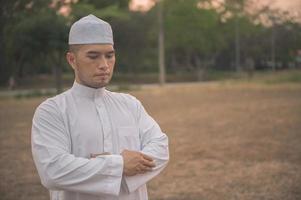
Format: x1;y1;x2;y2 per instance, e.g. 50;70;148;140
69;44;83;53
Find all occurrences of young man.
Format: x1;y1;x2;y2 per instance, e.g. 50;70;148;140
31;14;169;200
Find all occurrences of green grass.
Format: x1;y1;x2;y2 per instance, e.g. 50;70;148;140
14;89;56;99
263;70;301;84
1;69;300;98
204;70;243;81
216;69;301;85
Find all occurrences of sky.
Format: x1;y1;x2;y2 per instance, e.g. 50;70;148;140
130;0;301;12
130;0;155;11
271;0;301;10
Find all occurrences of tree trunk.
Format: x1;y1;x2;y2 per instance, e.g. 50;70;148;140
271;27;276;71
158;0;166;85
53;53;63;94
194;54;206;81
184;50;193;71
235;16;241;72
171;52;177;71
17;56;25;80
245;57;255;79
0;34;8;85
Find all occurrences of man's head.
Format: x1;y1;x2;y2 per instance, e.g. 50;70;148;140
66;14;115;88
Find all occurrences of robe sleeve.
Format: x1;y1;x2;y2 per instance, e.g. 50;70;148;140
123;99;169;192
31;99;124;196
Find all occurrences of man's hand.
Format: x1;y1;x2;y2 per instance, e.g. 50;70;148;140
121;150;156;176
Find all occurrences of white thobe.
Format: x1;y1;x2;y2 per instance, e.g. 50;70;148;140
31;82;169;200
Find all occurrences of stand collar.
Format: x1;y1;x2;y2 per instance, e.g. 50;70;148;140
71;81;106;99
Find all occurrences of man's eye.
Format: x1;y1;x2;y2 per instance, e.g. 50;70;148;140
88;55;98;59
106;54;114;59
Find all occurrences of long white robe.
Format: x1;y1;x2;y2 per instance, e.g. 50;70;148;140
31;82;169;200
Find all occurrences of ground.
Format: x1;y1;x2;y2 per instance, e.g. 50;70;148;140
0;81;301;200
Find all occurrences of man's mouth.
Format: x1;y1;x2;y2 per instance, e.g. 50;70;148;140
95;73;110;77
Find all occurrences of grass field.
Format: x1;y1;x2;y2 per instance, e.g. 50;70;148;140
0;80;301;200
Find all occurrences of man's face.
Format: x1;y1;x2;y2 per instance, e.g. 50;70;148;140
67;44;116;88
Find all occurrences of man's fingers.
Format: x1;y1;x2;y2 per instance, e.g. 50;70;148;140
137;165;153;174
122;150;156;176
141;153;154;162
140;153;156;167
143;166;153;172
141;159;156;168
139;167;152;174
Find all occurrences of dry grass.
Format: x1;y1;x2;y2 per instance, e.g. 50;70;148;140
0;82;301;200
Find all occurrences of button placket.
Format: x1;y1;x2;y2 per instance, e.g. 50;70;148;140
96;97;113;153
95;99;105;152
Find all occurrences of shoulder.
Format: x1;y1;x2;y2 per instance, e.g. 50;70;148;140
32;91;70;133
34;90;70;117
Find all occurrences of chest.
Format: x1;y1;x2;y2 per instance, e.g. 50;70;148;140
65;100;140;158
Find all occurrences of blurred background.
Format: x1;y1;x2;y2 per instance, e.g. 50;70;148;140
0;0;301;93
0;0;301;200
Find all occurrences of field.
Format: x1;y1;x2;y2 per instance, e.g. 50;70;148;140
0;81;301;200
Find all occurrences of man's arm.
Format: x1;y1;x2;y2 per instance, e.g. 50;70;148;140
31;100;123;196
121;150;156;176
123;99;169;192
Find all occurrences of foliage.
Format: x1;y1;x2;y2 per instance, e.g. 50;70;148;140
70;0;130;20
0;0;301;87
162;0;226;72
6;10;68;71
165;0;224;52
0;0;50;85
264;70;301;84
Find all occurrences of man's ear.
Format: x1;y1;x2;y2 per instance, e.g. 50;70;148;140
66;52;77;70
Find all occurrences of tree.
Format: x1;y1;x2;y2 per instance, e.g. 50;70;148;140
162;0;226;79
247;5;301;70
223;0;247;72
1;0;69;92
157;0;166;85
0;0;43;85
4;3;68;92
70;0;130;20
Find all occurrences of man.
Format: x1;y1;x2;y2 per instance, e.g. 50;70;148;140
31;14;169;200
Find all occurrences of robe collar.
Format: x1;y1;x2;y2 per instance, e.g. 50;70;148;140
71;81;106;99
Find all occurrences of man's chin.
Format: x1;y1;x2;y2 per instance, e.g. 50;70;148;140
91;81;109;89
79;78;111;89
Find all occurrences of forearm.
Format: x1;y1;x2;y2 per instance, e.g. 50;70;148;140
32;101;125;196
123;133;169;192
32;149;124;196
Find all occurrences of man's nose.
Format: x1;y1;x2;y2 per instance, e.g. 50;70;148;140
97;57;109;70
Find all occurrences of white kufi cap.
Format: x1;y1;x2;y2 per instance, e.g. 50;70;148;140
69;14;114;45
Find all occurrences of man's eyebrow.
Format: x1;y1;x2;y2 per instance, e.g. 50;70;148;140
86;50;115;54
86;51;100;54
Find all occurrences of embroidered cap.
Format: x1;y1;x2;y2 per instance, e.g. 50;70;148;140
68;14;114;45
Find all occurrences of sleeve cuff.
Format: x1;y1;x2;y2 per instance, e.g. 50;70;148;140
96;155;124;196
124;172;154;193
96;154;124;176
